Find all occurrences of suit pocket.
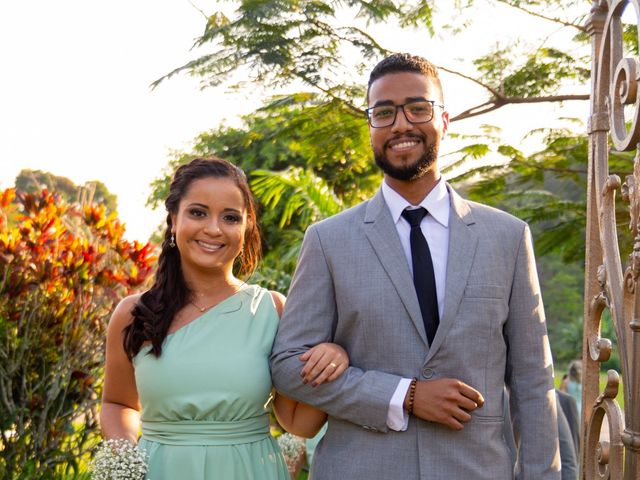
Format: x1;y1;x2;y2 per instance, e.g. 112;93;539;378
472;414;504;423
464;284;507;299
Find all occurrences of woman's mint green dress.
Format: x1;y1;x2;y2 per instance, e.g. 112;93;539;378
133;285;289;479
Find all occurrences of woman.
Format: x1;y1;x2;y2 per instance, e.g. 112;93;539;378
100;157;347;479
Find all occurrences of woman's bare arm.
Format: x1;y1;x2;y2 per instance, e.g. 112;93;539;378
273;393;327;438
100;295;142;444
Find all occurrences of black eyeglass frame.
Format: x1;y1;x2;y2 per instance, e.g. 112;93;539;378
365;100;445;128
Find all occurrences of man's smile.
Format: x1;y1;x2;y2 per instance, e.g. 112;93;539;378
385;134;424;153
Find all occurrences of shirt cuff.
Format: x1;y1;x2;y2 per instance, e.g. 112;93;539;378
387;377;411;431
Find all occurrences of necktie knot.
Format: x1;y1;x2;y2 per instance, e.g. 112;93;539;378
401;207;427;228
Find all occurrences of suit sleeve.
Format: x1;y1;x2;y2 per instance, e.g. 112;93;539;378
505;224;561;479
270;224;402;432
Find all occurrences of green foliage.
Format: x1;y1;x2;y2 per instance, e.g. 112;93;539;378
156;0;589;104
153;0;411;94
539;252;584;364
623;23;639;56
249;167;351;290
15;169;118;213
251;168;344;227
398;1;434;33
551;310;621;374
154;1;592;125
474;45;589;98
458;124;633;263
0;188;155;478
147;93;377;210
452;124;635;370
15;169;76;200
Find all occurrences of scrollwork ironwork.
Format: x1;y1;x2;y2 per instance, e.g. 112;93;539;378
585;0;640;477
584;371;624;479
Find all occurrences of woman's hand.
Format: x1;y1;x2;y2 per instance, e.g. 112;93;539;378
299;343;348;386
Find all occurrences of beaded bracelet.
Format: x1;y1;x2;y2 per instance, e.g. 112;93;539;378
407;377;418;415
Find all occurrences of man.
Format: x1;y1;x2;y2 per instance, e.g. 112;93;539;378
555;390;579;480
556;388;580;456
271;53;560;479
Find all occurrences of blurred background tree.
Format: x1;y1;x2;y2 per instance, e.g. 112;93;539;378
15;169;118;213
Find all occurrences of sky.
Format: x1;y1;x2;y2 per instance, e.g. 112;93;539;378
0;1;590;242
0;0;256;240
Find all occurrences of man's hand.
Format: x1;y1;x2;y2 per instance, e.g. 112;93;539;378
406;378;485;430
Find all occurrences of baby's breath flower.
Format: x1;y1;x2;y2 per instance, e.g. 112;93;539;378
91;438;149;480
276;432;305;468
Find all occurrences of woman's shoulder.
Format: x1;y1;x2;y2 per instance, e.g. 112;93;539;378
108;293;144;332
241;284;286;317
269;290;286;317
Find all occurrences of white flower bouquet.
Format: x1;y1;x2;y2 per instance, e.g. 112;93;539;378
91;438;149;480
277;432;306;472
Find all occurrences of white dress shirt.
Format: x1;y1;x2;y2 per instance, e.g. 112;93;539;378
381;178;450;431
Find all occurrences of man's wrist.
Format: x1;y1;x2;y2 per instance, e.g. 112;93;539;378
405;377;418;414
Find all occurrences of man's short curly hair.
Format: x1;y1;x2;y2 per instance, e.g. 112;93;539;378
367;53;443;103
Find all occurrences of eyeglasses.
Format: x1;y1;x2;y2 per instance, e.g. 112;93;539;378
365;100;444;128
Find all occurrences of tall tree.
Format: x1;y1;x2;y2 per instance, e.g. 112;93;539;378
153;1;590;121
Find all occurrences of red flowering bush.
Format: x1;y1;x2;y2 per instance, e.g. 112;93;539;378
0;188;155;478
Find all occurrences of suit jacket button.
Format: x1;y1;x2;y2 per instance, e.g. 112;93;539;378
421;367;434;379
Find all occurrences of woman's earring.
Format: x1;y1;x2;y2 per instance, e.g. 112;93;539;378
170;234;176;248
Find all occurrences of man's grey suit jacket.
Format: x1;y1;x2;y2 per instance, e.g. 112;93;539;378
270;185;560;479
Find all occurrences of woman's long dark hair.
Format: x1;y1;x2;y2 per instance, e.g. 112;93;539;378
123;157;262;359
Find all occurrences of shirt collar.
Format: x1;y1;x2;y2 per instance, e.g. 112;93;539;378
382;178;450;228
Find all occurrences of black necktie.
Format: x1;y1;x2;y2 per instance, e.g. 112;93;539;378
401;207;439;345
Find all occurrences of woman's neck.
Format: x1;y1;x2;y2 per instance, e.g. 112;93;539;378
183;267;243;301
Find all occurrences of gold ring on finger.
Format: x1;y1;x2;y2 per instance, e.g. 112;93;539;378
329;362;338;369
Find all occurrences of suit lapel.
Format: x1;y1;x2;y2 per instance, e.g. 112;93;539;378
425;185;479;361
363;189;428;346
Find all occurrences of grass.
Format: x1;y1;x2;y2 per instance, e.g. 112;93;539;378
598;371;625;410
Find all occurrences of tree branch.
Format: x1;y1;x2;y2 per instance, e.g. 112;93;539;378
450;94;589;122
450;100;505;122
296;71;365;116
505;94;589;104
437;65;503;98
339;25;391;56
187;0;209;20
494;0;587;33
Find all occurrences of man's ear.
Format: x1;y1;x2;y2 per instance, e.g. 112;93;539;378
441;110;450;140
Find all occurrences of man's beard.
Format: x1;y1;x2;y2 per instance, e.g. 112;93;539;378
374;137;439;181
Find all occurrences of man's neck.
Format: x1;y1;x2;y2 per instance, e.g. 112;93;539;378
384;170;441;206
